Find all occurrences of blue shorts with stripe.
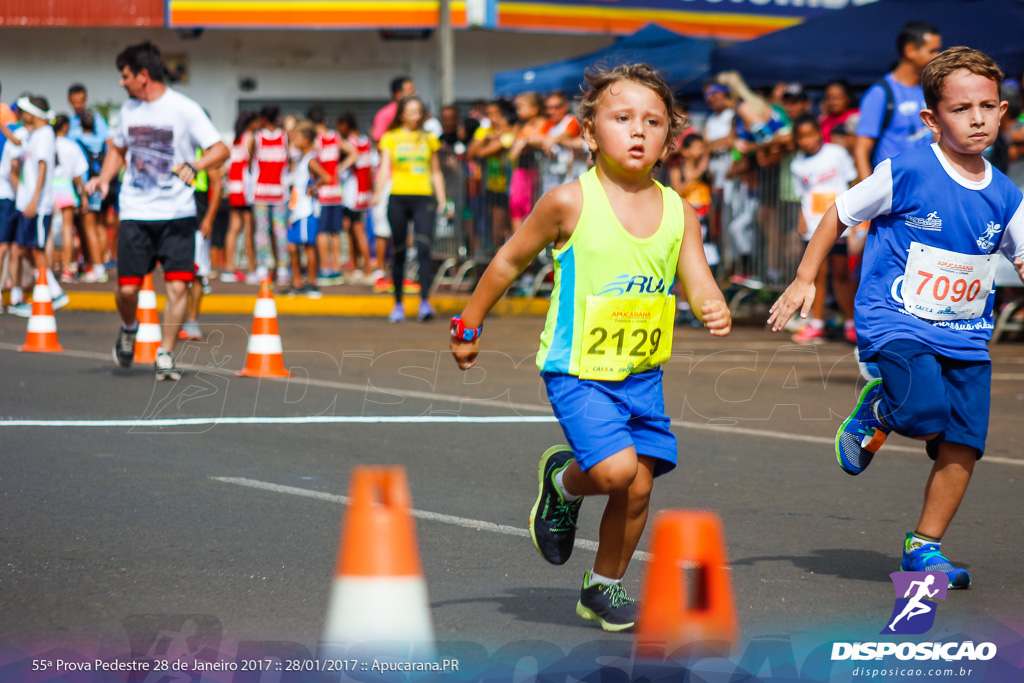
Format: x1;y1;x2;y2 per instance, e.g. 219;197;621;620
287;214;319;246
542;368;677;477
15;213;52;250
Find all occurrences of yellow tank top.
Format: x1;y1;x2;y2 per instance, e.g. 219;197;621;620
536;167;686;379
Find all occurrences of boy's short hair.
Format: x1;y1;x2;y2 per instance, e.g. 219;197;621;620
578;63;685;159
80;111;96;133
921;46;1003;111
68;83;87;97
52;114;71;131
115;41;166;82
793;112;821;132
897;20;940;59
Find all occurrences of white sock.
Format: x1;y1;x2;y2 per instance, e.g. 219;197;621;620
844;319;855;331
554;467;581;502
122;320;139;332
809;318;825;330
588;570;620;587
10;286;23;305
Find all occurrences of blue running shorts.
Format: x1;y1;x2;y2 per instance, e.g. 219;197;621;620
15;213;52;250
870;339;990;458
0;199;18;244
319;204;344;235
542;368;677;476
287;214;319;246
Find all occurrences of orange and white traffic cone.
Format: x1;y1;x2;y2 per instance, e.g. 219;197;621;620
135;273;161;363
635;510;738;661
20;270;63;352
322;467;435;660
238;278;290;377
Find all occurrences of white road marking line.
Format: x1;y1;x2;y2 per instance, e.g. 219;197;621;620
2;343;1021;466
0;416;557;427
211;476;652;562
0;342;552;413
2;415;1021;466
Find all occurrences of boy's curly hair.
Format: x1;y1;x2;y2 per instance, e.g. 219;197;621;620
577;63;685;161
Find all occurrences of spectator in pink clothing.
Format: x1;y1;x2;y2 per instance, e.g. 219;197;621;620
372;76;416;142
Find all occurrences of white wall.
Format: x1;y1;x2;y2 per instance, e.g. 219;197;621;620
0;27;614;136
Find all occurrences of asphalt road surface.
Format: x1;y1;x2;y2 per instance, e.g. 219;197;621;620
1;310;1022;681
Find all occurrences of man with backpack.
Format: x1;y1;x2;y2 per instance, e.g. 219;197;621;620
853;21;941;179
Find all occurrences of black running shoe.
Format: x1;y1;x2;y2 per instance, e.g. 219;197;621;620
576;570;638;632
113;326;137;368
529;445;583;565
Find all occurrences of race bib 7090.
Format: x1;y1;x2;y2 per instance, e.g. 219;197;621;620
901;242;998;321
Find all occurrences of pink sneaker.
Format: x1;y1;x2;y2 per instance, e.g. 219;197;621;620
792;324;827;344
844;324;857;344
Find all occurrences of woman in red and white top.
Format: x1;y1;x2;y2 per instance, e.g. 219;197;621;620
220;110;259;283
337;112;376;279
247;106;290;285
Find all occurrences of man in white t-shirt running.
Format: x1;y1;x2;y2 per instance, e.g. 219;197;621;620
87;41;228;381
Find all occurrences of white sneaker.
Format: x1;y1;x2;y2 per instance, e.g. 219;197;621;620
155;349;182;381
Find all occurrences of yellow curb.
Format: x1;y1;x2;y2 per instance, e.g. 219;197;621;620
62;291;550;317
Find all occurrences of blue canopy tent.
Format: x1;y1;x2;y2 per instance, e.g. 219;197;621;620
494;24;714;96
711;0;1024;88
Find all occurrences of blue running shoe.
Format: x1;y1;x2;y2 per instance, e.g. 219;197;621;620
902;533;971;589
835;379;890;475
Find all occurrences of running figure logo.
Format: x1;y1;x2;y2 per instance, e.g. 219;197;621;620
881;572;948;635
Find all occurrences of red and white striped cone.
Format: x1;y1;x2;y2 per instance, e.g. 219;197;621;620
135;273;161;363
20;270;63;353
238;278;290;377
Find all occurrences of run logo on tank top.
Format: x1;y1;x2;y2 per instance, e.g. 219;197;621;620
316;130;342;205
253;129;287;204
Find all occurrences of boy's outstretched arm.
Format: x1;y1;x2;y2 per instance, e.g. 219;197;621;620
451;183;576;369
677;201;731;336
768;203;848;331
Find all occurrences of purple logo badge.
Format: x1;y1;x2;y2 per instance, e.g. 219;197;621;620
881;572;948;635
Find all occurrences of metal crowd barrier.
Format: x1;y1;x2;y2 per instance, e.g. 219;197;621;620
426;142;591;298
715;157;803;316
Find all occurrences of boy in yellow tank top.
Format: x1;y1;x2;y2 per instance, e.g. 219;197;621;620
450;64;731;631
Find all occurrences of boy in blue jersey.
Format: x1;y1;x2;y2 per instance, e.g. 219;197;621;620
450;64;731;631
769;47;1024;589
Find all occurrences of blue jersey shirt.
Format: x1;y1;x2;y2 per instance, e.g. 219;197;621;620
837;144;1024;361
855;73;932;165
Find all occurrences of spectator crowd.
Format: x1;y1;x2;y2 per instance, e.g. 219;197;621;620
3;21;1024;345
